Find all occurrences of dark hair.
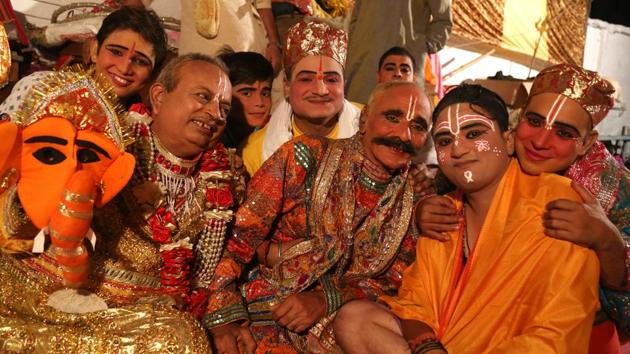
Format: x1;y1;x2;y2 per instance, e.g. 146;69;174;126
377;46;418;73
96;6;168;75
218;50;274;86
432;84;509;131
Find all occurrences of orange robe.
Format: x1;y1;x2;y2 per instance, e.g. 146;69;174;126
383;159;600;353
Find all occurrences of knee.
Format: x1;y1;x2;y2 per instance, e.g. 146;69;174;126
333;300;381;337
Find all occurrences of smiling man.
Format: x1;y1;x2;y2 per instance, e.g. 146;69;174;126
334;84;600;354
241;18;361;177
205;81;431;353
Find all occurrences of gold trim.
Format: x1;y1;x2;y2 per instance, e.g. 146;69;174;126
49;227;85;243
63;189;95;203
58;202;93;220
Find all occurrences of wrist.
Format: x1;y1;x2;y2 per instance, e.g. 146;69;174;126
267;40;282;50
593;223;623;254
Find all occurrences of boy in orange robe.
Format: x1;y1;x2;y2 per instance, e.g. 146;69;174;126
334;84;600;353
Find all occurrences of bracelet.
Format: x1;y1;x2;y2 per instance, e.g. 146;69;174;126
320;275;342;316
412;338;446;354
407;333;437;351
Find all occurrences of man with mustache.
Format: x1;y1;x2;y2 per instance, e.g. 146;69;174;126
205;81;432;353
241;18;361;177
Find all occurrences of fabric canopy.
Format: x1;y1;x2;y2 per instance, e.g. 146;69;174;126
450;0;590;69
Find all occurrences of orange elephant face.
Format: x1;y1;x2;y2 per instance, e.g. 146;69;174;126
1;116;135;229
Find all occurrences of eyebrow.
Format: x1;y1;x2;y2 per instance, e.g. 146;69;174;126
525;111;582;137
432;122;491;138
296;70;342;77
24;136;68;145
105;44;153;66
412;117;429;130
76;140;111;159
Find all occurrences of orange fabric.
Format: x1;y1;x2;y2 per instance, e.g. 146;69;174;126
590;321;621;354
382;159;600;353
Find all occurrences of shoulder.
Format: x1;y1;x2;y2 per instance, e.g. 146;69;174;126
0;71;54;118
242;126;267;176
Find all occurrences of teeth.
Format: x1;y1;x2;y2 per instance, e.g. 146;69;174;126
193;120;212;130
110;73;130;85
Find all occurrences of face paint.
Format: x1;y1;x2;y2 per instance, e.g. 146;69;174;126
474;139;490;152
492;146;502;156
123;41;136;67
464;170;474;183
438;150;447;163
544;95;568;130
404;95;418;140
435;104;496;146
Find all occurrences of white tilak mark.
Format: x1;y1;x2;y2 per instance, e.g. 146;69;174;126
545;95;567;130
464;170;474;183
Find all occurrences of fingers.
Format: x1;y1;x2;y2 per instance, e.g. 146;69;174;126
543;227;578;244
427;196;457;209
214;333;240;354
545;199;580;212
542;216;573;232
571;180;597;204
422;222;459;233
543;208;576;224
423;230;451;242
271;297;293;323
238;326;257;354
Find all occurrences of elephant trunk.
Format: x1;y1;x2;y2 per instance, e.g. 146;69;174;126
49;170;96;288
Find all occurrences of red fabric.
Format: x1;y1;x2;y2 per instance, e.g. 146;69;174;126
591;320;621;354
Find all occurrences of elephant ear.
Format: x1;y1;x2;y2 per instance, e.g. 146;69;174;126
94;152;135;207
0;122;21;175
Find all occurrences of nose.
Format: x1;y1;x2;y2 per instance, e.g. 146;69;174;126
254;92;264;107
116;56;133;75
450;138;470;159
393;68;402;79
531;129;553;149
314;77;329;95
204;98;226;125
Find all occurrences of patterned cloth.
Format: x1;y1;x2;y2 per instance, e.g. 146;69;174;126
205;134;419;352
569;141;630;336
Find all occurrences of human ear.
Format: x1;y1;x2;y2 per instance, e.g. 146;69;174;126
503;129;515;156
579;130;598;156
149;83;166;116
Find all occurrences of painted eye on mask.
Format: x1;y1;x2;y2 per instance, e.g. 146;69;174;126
33;147;67;165
77;148;101;163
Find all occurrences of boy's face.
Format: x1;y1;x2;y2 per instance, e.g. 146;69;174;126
433;103;513;192
231;80;272;129
515;92;596;175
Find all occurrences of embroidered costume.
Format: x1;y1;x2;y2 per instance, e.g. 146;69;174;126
206;134;418;352
0;67;244;352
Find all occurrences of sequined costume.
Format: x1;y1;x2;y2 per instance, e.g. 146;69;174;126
0;68;244;352
566;141;630;336
205;134;418;352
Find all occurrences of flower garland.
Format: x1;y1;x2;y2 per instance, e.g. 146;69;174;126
128;103;237;309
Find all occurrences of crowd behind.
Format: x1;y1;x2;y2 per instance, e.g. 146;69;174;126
0;2;628;354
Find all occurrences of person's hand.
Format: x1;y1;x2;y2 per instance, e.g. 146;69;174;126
416;195;459;241
209;322;256;354
271;290;326;333
544;181;621;251
265;43;282;77
410;164;436;197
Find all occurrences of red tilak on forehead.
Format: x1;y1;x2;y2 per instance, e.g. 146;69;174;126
316;56;324;80
128;42;136;57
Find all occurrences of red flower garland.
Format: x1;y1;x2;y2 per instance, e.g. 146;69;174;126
132;117;235;308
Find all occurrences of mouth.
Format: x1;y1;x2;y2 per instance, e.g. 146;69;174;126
107;72;132;88
248;112;267;117
305;97;332;104
523;147;551;161
453;160;477;168
192;119;216;134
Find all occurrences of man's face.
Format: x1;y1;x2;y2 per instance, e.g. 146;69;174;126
150;61;232;159
361;85;431;172
433;104;512;193
91;29;155;99
377;55;415;83
515;92;596;175
231;80;272;129
285;55;344;123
